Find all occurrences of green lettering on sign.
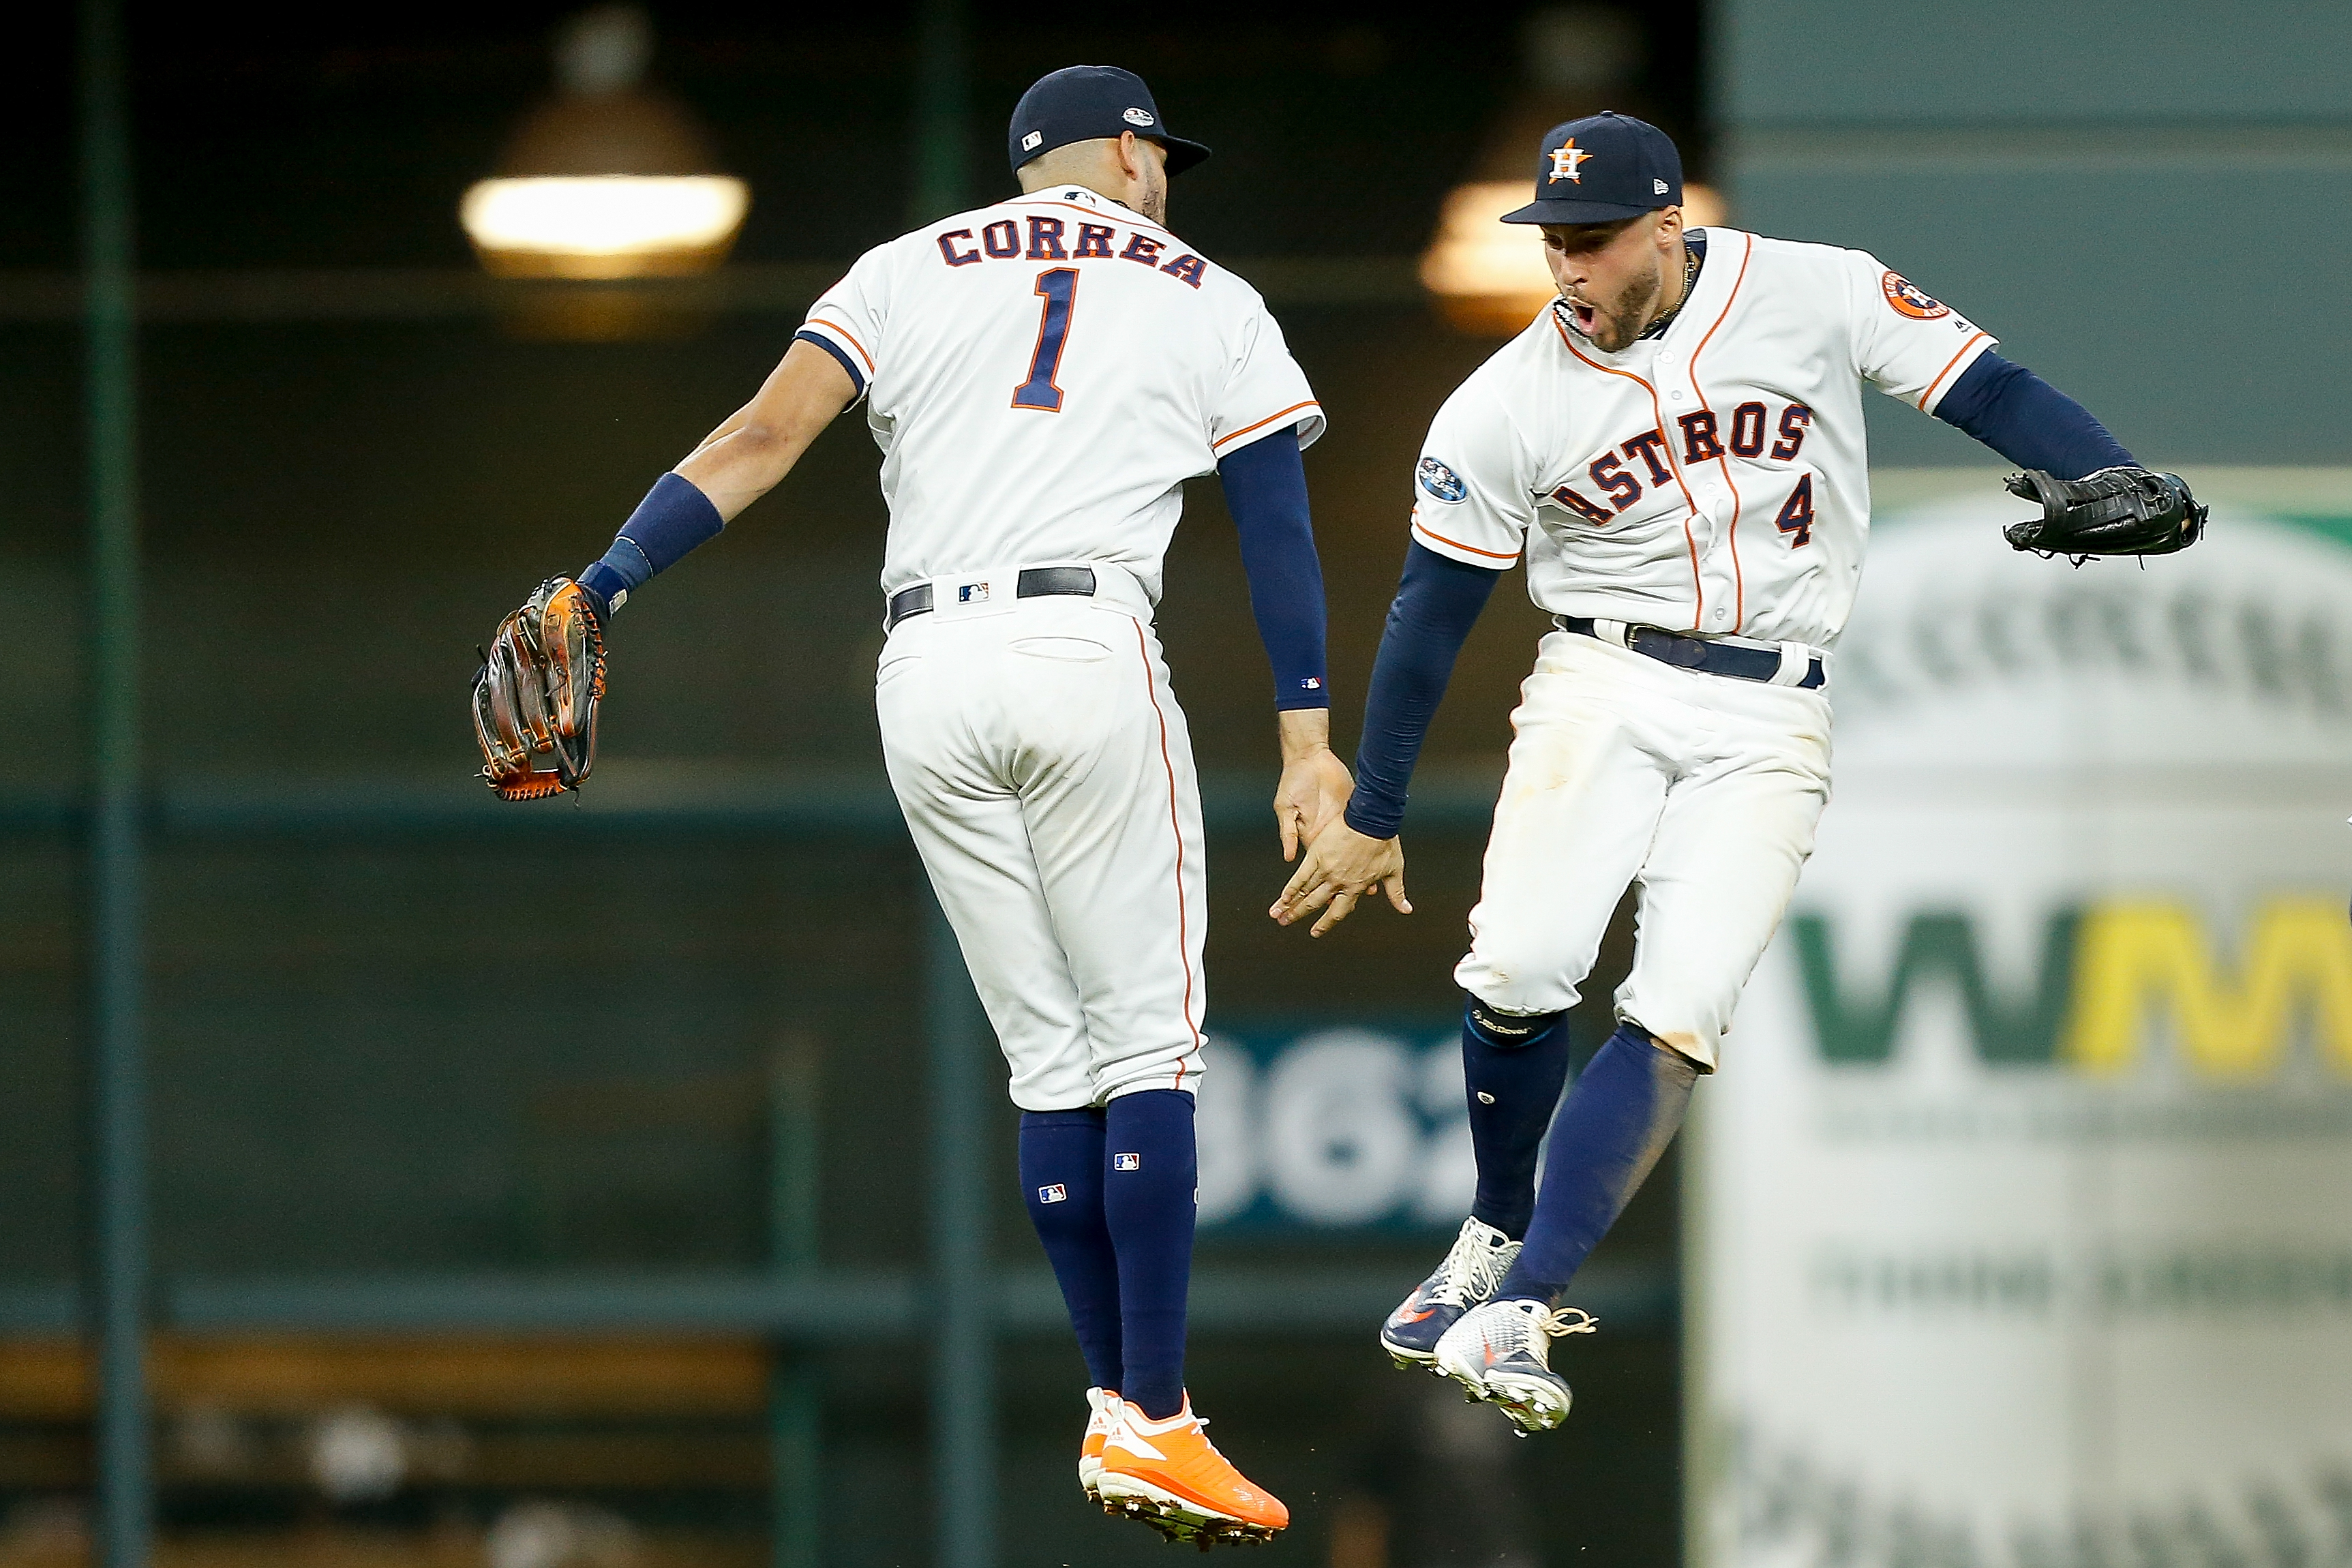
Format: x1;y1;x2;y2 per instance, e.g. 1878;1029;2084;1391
1791;910;2081;1066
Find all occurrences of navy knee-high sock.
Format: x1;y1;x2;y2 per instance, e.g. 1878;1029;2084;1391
1495;1023;1701;1304
1102;1089;1198;1421
1462;997;1575;1240
1019;1109;1123;1393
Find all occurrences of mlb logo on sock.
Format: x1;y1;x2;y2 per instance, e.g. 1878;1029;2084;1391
1113;1153;1141;1171
1036;1183;1068;1204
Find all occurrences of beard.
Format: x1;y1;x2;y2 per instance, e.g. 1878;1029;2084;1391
1561;260;1663;352
1136;164;1169;225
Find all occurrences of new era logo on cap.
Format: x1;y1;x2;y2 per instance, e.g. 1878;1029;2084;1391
1655;178;1670;194
1037;1183;1068;1203
1113;1153;1141;1171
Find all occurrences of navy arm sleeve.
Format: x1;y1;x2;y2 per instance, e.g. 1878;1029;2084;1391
1217;429;1331;710
1342;541;1504;840
1933;351;2135;480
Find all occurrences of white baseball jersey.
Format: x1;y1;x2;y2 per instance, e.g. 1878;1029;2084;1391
797;183;1326;601
1406;227;1993;649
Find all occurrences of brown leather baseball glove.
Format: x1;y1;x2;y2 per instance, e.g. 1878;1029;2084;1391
470;577;607;800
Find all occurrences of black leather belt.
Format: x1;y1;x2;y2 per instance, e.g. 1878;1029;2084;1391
1555;615;1826;690
886;566;1098;631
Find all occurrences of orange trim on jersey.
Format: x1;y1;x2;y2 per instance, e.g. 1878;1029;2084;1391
1687;232;1755;630
1130;618;1204;1064
1413;518;1522;562
807;318;875;376
1213;400;1321;451
1917;331;1991;412
1550;310;1706;630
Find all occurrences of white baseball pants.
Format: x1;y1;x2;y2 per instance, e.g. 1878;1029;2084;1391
876;564;1208;1112
1453;629;1834;1070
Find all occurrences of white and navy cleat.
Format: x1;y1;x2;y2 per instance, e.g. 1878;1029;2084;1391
1379;1217;1520;1371
1431;1297;1598;1436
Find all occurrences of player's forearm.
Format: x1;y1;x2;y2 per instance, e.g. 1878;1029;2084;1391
675;338;858;518
1218;431;1331;711
576;340;854;613
1933;351;2134;480
1277;707;1333;764
1344;542;1501;840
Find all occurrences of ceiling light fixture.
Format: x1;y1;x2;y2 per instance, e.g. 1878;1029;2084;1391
460;5;748;282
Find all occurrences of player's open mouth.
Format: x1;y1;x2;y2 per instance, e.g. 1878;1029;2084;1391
1565;297;1599;334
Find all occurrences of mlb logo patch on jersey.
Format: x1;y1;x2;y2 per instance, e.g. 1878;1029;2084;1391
1417;456;1468;503
958;580;991;603
1880;271;1950;320
1113;1152;1142;1171
1036;1183;1068;1204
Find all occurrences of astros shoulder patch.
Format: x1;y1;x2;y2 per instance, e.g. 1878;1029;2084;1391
1881;271;1950;320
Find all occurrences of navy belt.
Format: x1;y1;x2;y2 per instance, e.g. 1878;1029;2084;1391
887;566;1098;631
1555;615;1826;690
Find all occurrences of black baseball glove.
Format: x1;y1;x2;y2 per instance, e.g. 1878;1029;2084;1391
2001;466;2206;559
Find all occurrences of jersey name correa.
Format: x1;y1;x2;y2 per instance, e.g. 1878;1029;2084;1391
798;185;1325;601
1406;228;1993;649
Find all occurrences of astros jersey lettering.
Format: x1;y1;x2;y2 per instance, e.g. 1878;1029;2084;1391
799;184;1325;601
1408;228;1993;648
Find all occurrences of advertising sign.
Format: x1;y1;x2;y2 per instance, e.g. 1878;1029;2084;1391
1697;483;2352;1567
1196;1023;1471;1233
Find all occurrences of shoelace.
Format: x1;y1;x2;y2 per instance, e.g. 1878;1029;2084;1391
1426;1226;1516;1308
1491;1302;1598;1362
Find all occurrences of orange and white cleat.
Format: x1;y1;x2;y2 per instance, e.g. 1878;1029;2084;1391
1078;1387;1120;1499
1096;1393;1288;1549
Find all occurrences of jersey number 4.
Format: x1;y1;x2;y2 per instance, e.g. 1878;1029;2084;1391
1012;268;1080;411
1773;473;1815;548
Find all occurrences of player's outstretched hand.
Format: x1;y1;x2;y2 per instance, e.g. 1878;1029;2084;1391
1272;710;1354;862
1274;745;1353;862
1270;817;1411;937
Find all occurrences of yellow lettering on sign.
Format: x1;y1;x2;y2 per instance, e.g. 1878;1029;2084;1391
2062;899;2352;1080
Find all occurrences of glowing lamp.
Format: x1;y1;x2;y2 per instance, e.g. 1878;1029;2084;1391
462;175;749;280
1420;180;1728;336
461;6;748;282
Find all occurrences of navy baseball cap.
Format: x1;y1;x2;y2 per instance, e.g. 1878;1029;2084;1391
1007;65;1211;178
1501;111;1683;225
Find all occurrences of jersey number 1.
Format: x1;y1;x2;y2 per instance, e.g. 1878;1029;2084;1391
1012;268;1079;412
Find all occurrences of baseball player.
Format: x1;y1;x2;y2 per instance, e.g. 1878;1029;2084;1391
488;66;1341;1544
1270;112;2202;1435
